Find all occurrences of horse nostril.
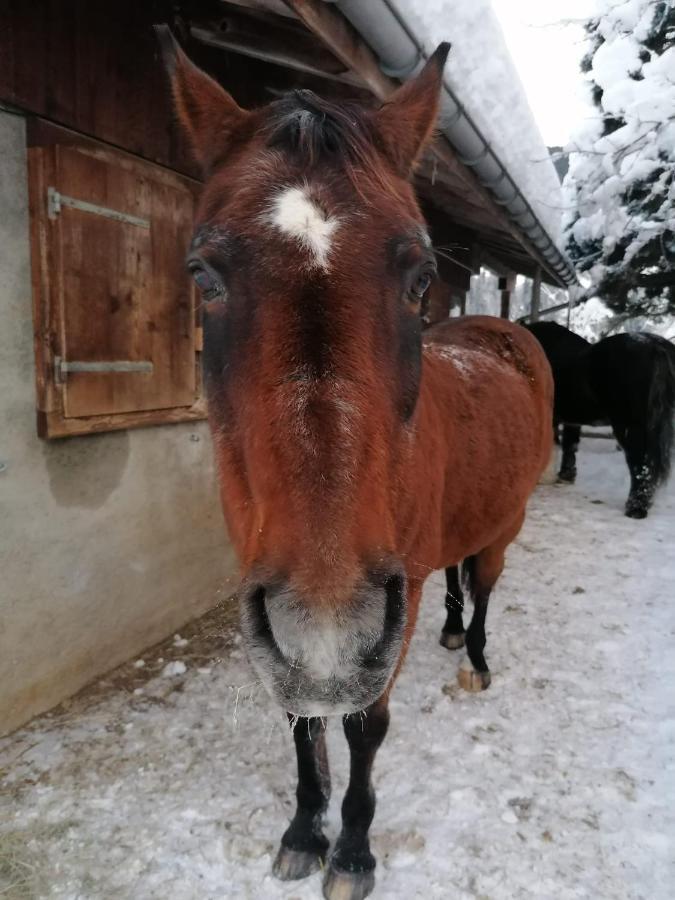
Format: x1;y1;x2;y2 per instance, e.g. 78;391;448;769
248;586;270;638
382;572;406;633
360;569;407;671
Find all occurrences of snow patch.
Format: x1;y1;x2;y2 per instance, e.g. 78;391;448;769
161;660;187;678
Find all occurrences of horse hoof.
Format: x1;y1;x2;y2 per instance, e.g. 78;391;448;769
323;865;375;900
440;630;465;650
458;664;491;692
625;504;648;519
273;846;324;881
557;472;575;484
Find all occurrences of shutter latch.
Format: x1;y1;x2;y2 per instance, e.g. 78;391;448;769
47;187;150;229
55;357;154;383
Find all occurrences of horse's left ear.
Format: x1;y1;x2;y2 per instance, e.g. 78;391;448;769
154;24;252;173
371;43;451;178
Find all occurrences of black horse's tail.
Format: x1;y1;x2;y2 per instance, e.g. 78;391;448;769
647;338;675;485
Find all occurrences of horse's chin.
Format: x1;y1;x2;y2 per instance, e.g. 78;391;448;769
238;569;406;718
259;666;395;719
277;698;367;719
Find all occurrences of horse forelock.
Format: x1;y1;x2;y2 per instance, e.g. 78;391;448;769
263;91;384;189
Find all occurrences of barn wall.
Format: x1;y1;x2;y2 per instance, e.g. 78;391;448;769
0;1;366;179
0;112;237;736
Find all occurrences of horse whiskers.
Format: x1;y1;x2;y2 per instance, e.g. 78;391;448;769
433;247;474;273
231;678;264;730
434;243;468;253
396;550;439;577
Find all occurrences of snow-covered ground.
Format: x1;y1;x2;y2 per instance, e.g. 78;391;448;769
1;441;674;900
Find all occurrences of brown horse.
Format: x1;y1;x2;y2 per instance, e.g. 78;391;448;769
156;27;553;900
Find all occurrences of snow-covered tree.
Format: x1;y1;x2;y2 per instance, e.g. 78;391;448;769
563;0;675;317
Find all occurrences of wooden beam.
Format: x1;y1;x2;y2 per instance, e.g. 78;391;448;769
281;0;568;288
223;0;299;19
498;273;516;320
478;246;511;277
535;301;569;318
280;0;394;98
190;12;364;87
530;265;542;321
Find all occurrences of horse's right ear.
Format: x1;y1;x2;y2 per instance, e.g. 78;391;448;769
154;24;251;173
371;43;451;177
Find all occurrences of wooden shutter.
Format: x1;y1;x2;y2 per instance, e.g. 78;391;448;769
28;120;205;437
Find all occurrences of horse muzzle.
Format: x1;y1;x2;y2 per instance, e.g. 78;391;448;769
238;566;407;716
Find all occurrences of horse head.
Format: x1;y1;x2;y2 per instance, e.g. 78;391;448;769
157;27;449;715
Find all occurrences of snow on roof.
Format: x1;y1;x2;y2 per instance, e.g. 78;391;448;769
391;0;566;251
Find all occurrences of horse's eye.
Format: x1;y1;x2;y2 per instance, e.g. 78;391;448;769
410;271;433;301
188;260;225;303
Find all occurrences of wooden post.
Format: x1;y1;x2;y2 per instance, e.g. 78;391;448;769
498;273;516;320
427;280;451;324
530;266;542;321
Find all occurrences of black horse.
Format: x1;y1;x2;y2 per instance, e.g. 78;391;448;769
525;321;675;518
438;322;675;662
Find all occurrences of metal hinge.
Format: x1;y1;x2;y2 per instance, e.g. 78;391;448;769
47;187;150;229
54;357;154;383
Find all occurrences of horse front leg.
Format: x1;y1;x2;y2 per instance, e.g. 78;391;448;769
323;697;390;900
558;423;581;482
273;714;331;880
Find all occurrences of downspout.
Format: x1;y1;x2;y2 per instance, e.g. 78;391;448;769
323;0;577;285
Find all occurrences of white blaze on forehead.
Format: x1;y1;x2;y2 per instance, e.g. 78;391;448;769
269;186;339;270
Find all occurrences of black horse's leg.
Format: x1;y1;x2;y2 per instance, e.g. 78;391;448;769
623;428;656;519
457;554;493;692
559;423;581;483
273;715;331;880
440;564;465;649
324;698;390;900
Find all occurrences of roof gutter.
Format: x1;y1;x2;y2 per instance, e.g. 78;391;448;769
322;0;577;286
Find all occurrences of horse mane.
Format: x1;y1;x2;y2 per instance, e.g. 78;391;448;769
263;90;391;195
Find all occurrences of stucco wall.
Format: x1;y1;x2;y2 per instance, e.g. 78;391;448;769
0;113;237;736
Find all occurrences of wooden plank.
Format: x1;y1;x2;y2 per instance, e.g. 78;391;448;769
53;144;196;418
281;0;395;98
37;402;207;440
26;118;201;192
3;2;368;177
498;273;516;320
191;5;363;86
0;2;204;176
27;146;58;417
28;120;204;438
223;0;300;18
530;265;542;321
